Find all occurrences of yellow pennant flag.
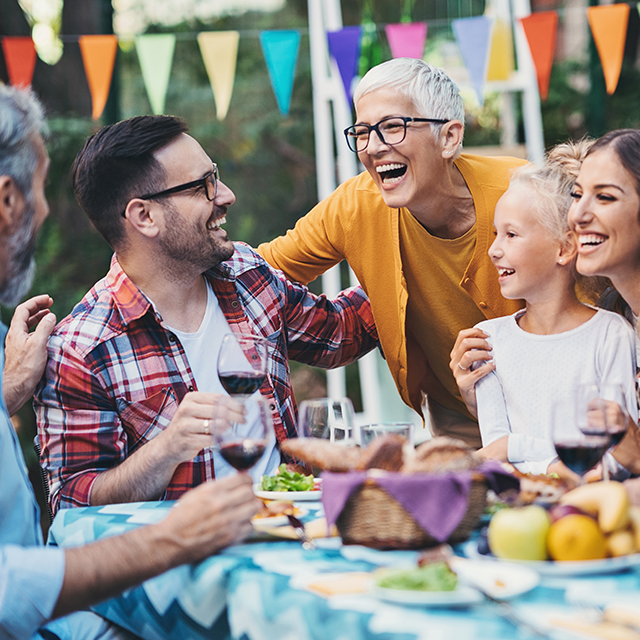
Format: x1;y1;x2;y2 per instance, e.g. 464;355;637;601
197;31;239;121
79;35;118;120
486;18;514;81
587;4;630;95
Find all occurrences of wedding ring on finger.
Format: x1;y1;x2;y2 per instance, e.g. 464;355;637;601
203;419;210;435
458;362;468;371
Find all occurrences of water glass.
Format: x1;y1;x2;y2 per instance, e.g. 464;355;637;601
297;397;356;442
358;422;415;447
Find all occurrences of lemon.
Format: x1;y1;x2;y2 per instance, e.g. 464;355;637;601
547;514;606;561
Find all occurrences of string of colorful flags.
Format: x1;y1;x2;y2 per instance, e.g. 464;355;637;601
0;4;634;121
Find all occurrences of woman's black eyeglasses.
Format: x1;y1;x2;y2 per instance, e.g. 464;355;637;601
344;116;450;153
122;164;219;218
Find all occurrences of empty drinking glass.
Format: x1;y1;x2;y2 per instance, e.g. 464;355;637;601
297;398;356;442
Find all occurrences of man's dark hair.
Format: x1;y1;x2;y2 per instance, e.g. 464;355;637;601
72;115;189;249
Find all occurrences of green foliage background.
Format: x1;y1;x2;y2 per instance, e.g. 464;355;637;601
9;0;640;501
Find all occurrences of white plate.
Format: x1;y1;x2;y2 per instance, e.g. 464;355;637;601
373;584;484;607
253;484;322;502
372;559;539;607
251;507;309;529
449;557;540;599
462;540;640;576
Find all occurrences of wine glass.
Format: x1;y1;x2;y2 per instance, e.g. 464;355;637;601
577;384;629;444
217;333;268;401
297;397;356;442
577;384;629;481
553;428;610;483
213;397;275;473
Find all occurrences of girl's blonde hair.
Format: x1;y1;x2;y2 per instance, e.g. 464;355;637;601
510;139;593;241
511;139;611;302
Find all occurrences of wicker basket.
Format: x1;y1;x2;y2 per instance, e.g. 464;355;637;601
335;473;487;550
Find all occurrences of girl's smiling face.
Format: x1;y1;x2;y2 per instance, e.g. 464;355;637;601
569;148;640;284
490;183;565;302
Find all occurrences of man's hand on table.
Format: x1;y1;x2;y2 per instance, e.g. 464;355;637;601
53;474;260;618
4;294;56;416
449;327;494;419
160;474;261;563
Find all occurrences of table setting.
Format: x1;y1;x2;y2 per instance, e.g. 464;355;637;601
47;403;640;640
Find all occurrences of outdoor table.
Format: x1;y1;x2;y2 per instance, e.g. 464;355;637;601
48;499;640;640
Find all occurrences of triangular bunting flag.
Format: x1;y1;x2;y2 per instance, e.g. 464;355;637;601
384;22;427;59
197;31;239;121
587;4;630;95
520;11;558;100
259;30;300;117
486;18;514;81
327;26;362;104
2;37;37;88
78;35;118;120
452;16;493;105
135;34;176;115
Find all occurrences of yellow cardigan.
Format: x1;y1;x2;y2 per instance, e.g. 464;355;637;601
258;154;527;418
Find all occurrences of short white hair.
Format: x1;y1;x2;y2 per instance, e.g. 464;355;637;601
353;58;465;150
0;84;47;201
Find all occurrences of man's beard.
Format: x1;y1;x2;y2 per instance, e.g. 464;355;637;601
0;203;37;306
159;203;234;274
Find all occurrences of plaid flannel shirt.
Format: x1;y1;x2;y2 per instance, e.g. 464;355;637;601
34;242;377;514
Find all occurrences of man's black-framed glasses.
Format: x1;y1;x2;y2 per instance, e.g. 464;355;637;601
343;116;450;153
122;164;219;217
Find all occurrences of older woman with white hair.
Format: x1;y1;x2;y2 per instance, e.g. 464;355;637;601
259;57;527;447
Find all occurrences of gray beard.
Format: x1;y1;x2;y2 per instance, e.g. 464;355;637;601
0;204;37;306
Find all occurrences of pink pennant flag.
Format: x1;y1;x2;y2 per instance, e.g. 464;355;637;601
2;37;37;88
384;22;427;59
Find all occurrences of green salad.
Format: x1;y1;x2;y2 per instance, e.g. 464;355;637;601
260;464;316;492
375;562;458;592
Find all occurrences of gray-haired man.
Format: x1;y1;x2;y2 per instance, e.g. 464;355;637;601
0;85;259;640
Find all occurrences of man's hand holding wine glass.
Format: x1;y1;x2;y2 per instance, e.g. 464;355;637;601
154;392;247;467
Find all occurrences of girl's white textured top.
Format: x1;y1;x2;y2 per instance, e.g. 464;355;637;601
475;308;638;475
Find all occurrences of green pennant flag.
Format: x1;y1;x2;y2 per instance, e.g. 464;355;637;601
135;34;176;115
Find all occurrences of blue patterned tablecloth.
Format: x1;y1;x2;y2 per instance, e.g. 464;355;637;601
48;501;640;640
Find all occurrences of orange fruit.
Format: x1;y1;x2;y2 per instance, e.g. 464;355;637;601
547;514;606;561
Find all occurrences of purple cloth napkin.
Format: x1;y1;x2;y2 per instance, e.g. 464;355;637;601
321;460;519;543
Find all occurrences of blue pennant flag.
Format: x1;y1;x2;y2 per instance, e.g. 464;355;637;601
259;30;300;116
452;16;493;105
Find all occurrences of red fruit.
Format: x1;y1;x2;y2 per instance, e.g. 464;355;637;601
548;504;591;523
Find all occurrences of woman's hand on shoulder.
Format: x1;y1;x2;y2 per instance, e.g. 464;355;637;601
449;327;495;418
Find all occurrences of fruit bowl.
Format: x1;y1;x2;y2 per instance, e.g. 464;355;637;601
462;539;640;577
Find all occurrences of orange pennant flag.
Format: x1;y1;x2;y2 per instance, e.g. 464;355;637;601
79;35;118;120
2;37;37;88
520;11;558;101
587;4;630;95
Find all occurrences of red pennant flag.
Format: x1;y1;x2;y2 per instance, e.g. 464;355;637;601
79;35;118;120
587;4;630;95
2;37;37;88
520;11;558;101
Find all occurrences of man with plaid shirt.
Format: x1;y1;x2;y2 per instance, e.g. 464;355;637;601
34;115;377;515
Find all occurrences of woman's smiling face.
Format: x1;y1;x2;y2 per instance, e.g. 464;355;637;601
569;147;640;284
354;89;445;216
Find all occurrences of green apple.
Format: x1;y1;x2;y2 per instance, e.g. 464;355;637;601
488;505;550;561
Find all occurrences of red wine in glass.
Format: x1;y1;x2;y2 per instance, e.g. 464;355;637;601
554;436;611;476
219;371;266;397
218;334;268;400
214;397;274;473
219;440;267;470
